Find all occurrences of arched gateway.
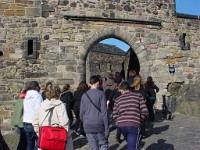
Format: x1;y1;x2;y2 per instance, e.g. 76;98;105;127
0;0;200;133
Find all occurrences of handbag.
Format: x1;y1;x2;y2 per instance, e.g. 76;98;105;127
37;108;68;150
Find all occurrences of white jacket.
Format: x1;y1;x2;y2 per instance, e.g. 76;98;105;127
23;90;43;123
33;99;74;150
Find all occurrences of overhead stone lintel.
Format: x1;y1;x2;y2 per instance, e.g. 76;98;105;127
64;15;162;27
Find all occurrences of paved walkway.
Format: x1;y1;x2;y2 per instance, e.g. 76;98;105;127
4;112;200;150
72;112;200;150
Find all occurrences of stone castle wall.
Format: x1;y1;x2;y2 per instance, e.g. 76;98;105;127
88;51;126;78
0;0;200;133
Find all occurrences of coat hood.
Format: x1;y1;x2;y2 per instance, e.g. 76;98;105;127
25;90;39;100
40;99;63;111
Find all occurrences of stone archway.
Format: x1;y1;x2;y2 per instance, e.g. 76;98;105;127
79;27;150;82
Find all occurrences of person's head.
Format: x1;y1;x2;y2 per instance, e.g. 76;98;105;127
97;75;102;85
45;84;61;100
147;76;153;82
129;70;136;77
62;84;70;92
77;81;88;91
131;75;142;91
118;81;130;94
114;72;122;84
27;81;40;92
89;75;100;88
43;81;52;91
108;73;114;80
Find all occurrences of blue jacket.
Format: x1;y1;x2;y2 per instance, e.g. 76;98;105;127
80;89;109;137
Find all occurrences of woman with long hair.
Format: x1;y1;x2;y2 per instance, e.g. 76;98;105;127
60;84;74;128
73;81;88;136
41;82;52;100
130;74;146;98
130;75;148;139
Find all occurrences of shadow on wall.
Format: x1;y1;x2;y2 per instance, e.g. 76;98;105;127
127;48;140;77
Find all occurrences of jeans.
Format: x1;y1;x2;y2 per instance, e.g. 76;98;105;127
74;110;85;135
146;100;155;120
86;132;108;150
17;128;27;150
119;126;140;150
23;123;37;150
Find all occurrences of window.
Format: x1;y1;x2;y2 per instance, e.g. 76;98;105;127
22;36;40;60
28;40;33;55
179;33;190;50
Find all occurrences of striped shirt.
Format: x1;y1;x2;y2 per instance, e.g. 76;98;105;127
113;91;148;128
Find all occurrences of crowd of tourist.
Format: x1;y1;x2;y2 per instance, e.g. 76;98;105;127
0;69;159;150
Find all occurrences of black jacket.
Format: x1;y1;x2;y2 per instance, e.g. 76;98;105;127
60;91;74;120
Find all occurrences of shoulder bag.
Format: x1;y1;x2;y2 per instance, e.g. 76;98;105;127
85;92;101;113
37;107;68;150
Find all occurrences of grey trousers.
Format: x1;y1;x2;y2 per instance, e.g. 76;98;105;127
86;132;108;150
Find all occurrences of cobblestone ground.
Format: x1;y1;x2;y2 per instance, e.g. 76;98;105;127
4;112;200;150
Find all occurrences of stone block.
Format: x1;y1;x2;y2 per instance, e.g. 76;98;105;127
183;67;194;72
57;65;66;72
15;0;26;3
56;79;74;85
48;72;63;78
25;72;48;78
65;66;76;72
25;7;40;17
4;9;14;16
0;3;9;9
15;9;25;16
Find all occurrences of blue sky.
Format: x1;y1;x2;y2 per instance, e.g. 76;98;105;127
176;0;200;15
101;1;200;51
100;38;130;51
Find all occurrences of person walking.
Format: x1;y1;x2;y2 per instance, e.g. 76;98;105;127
23;81;43;150
11;88;28;150
60;84;74;128
73;81;88;136
80;75;109;150
113;81;148;150
130;75;147;139
33;84;74;150
144;76;159;121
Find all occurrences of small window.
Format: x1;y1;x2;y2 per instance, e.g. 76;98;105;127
98;64;101;69
179;33;190;50
0;51;3;56
110;64;112;71
28;40;33;55
182;33;186;46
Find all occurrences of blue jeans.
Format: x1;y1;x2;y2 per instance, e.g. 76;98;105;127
86;132;108;150
119;126;140;150
17;128;27;150
23;123;37;150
